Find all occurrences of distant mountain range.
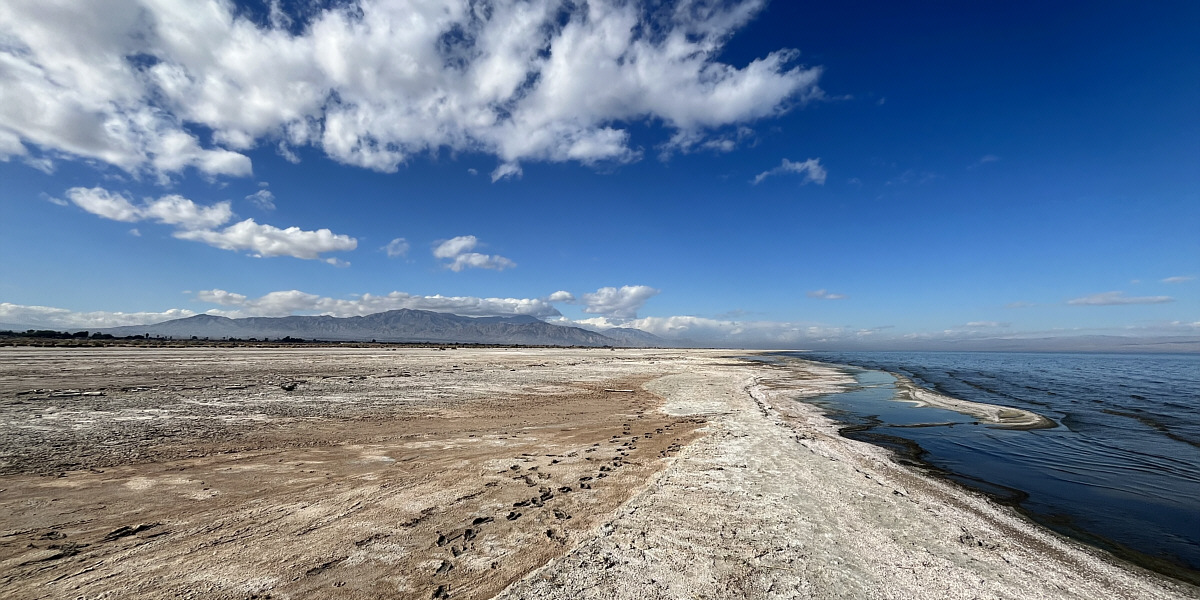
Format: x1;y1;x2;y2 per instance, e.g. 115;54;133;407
92;309;670;347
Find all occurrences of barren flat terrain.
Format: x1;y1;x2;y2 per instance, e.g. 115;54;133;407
0;348;1195;599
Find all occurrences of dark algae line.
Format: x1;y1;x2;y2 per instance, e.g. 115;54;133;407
779;351;1200;588
840;426;1032;506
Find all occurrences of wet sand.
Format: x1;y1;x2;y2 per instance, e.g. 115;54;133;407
0;348;1194;599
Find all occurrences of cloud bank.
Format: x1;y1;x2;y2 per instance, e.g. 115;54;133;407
63;186;356;262
0;302;197;330
196;289;559;318
575;314;867;347
1;0;822;179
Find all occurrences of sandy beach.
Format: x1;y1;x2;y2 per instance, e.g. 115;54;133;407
0;347;1195;599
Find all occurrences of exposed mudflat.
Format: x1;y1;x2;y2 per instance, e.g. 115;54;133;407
0;347;707;599
0;348;1194;599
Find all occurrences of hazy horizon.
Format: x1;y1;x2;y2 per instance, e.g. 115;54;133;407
3;309;1197;354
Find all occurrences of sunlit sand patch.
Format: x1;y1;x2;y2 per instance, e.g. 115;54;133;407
123;476;156;490
355;454;396;463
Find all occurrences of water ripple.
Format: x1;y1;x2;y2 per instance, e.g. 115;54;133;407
791;351;1200;580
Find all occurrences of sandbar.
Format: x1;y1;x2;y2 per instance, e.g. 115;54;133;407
889;371;1057;429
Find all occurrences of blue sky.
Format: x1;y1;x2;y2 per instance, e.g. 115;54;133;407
1;0;1197;348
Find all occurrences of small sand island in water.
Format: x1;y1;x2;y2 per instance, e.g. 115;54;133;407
0;347;1194;599
890;374;1057;430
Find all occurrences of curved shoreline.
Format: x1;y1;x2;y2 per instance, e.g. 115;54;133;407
3;348;1194;598
763;351;1056;430
502;351;1197;598
777;354;1199;589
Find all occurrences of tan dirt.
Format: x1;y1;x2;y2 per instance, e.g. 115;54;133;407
1;348;1195;599
0;347;707;599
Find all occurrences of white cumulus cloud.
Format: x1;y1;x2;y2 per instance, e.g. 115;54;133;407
433;236;482;259
383;238;410;258
67;187;232;230
581;285;660;319
433;236;515;272
65;187;142;222
752;157;826;185
0;0;252;179
174;219;357;261
141;194;234;230
245;189;276;211
64;186;355;262
0;0;822;179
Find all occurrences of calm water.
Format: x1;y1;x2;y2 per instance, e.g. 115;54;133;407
784;351;1200;582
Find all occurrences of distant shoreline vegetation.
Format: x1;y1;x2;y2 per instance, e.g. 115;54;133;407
0;330;616;350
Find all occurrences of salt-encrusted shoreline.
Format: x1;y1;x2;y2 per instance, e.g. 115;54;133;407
1;347;1193;599
498;354;1197;599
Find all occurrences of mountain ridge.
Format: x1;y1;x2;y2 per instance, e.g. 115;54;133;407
95;309;669;347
